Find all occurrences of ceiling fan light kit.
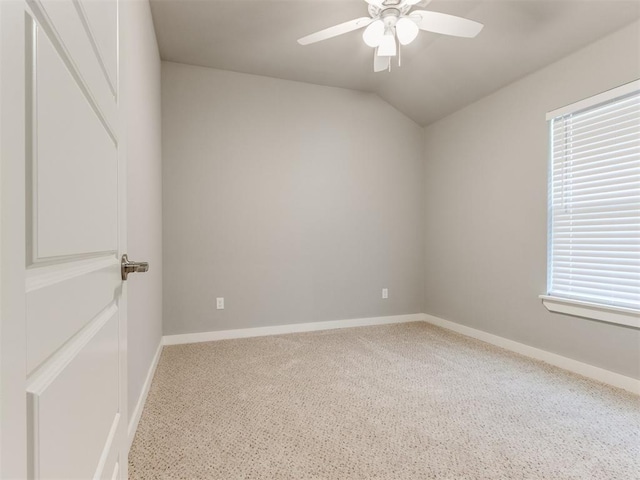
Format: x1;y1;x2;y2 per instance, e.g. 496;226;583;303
297;0;484;73
362;19;384;47
396;17;419;45
378;32;397;57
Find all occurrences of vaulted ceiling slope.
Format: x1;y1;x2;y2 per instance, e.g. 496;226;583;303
150;0;640;126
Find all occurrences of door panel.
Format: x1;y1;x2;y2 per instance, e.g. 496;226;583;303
78;0;118;88
28;308;120;479
26;257;120;373
100;430;121;480
34;0;117;129
32;22;118;261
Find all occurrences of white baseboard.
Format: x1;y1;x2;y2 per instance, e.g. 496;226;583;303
128;341;163;450
423;313;640;395
162;313;427;346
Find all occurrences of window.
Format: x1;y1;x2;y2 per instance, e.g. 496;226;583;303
541;81;640;328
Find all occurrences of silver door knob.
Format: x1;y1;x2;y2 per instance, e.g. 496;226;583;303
121;254;149;280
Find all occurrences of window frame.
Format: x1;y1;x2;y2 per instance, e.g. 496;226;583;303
541;80;640;328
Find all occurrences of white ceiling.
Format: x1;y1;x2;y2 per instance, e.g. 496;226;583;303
149;0;640;126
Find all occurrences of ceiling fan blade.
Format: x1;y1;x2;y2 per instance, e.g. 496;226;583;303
373;49;390;72
364;0;384;6
410;10;483;38
297;17;373;45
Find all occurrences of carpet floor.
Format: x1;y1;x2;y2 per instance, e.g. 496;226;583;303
128;322;640;479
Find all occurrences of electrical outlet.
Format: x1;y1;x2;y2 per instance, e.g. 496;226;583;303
382;288;388;299
216;297;224;310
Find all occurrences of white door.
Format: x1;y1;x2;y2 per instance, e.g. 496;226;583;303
0;0;131;478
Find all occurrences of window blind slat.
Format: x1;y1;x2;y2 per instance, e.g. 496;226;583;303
554;265;640;276
551;155;639;177
554;270;640;281
554;235;640;243
552;206;639;218
551;287;640;300
571;92;640;117
553;132;640;158
552;175;640;193
554;232;640;240
548;289;639;309
553;107;640;138
552;187;640;202
552;196;639;210
553;259;640;268
553;116;640;143
553;146;640;172
549;285;639;302
553;220;640;229
552;277;640;293
558;108;640;135
555;96;640;128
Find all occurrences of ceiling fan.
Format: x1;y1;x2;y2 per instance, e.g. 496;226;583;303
297;0;484;72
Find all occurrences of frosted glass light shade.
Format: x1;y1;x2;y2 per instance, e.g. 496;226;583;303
362;20;385;47
396;17;419;45
377;32;397;57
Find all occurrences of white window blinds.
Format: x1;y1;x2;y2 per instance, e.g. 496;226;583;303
547;83;640;311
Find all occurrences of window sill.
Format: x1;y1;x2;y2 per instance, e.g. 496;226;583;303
539;295;640;329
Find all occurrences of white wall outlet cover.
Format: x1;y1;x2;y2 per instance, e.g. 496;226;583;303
382;288;389;299
216;297;224;309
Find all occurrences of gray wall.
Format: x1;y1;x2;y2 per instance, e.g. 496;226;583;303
422;21;640;379
162;62;424;335
124;0;163;421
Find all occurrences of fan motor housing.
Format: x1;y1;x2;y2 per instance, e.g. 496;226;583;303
381;7;400;26
369;2;410;19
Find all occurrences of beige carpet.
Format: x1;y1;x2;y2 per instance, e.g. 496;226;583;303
129;322;640;479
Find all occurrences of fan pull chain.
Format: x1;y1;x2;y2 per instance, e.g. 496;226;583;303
398;43;401;67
